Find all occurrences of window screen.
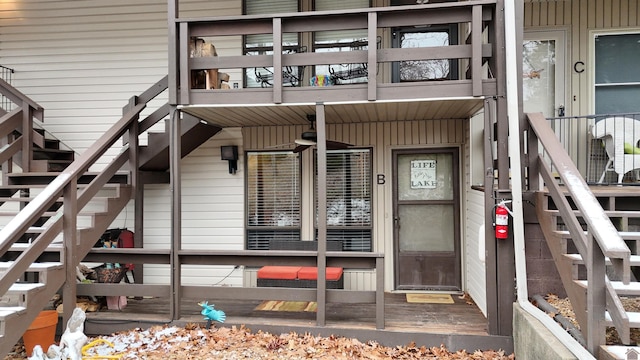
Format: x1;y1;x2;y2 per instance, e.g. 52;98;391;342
246;151;301;249
315;149;372;251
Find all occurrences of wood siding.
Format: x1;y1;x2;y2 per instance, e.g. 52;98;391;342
464;112;487;316
1;0;483;295
244;118;467;291
524;0;640;117
0;0;242;165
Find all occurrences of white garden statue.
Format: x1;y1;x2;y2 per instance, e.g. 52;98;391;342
28;307;88;360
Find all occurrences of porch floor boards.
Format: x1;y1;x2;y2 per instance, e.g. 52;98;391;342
85;292;486;334
82;292;510;351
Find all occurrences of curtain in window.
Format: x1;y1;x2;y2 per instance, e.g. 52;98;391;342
246;152;301;249
315;149;372;251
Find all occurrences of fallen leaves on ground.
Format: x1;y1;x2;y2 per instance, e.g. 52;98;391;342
545;293;640;345
70;324;514;360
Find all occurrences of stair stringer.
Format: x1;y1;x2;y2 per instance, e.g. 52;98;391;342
138;113;222;172
0;266;65;357
535;191;589;334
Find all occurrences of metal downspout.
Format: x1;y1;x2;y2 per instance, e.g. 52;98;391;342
503;1;595;359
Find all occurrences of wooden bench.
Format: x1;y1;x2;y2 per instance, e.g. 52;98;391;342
257;265;344;288
256;240;344;288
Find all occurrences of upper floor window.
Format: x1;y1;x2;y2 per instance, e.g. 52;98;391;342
392;26;459;82
244;0;301;88
313;0;370;85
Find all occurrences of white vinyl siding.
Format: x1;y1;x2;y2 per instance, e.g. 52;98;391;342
144;128;245;286
0;0;242;166
0;0;244;286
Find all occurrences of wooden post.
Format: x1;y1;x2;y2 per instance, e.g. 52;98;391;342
586;229;606;354
61;179;78;330
316;103;327;327
170;106;182;320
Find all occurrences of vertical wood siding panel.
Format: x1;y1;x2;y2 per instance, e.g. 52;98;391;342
546;2;555;26
531;2;540;27
555;1;563;26
620;0;629;26
612;0;621;27
632;0;639;25
540;2;549;26
524;2;533;27
603;0;612;28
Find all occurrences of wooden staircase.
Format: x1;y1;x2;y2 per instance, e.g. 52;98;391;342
0;76;221;357
536;186;640;357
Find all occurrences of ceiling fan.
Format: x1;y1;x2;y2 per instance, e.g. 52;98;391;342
292;114;352;153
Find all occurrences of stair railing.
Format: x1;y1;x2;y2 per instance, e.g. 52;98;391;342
526;112;631;354
0;76;169;332
0;77;46;174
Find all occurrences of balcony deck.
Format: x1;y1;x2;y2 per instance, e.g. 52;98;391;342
83;292;513;353
170;0;502;127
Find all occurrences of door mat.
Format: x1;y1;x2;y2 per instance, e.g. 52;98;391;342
406;293;454;304
254;300;318;312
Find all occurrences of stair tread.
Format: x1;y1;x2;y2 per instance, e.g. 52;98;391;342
0;307;26;318
545;209;640;216
554;230;640;240
564;253;640;266
9;243;63;252
0;261;63;271
606;311;640;325
7;283;44;292
576;280;640;295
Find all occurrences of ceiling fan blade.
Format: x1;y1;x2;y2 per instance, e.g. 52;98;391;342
293;144;311;153
326;140;352;150
294;138;316;146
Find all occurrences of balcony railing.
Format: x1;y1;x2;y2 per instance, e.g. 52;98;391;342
169;0;500;106
539;113;640;186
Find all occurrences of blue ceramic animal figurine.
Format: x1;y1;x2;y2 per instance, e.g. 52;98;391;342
198;301;226;328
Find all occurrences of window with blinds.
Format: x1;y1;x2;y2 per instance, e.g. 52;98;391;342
246;151;301;250
314;0;369;84
315;149;372;251
244;0;300;88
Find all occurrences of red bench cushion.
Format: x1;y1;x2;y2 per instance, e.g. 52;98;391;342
257;266;301;280
297;267;343;281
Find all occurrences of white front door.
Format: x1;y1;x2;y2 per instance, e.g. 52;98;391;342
523;31;566;118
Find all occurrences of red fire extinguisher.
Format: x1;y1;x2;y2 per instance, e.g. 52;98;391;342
495;203;509;239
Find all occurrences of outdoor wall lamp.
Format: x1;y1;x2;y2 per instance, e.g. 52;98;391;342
221;145;238;174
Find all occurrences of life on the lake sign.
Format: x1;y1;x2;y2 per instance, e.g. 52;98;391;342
410;159;436;189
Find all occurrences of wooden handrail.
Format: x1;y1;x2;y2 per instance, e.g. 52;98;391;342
527;111;631;353
527;112;630;281
0;76;169;301
0;77;42;113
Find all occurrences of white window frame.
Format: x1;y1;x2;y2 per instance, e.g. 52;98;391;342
589;28;640;114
